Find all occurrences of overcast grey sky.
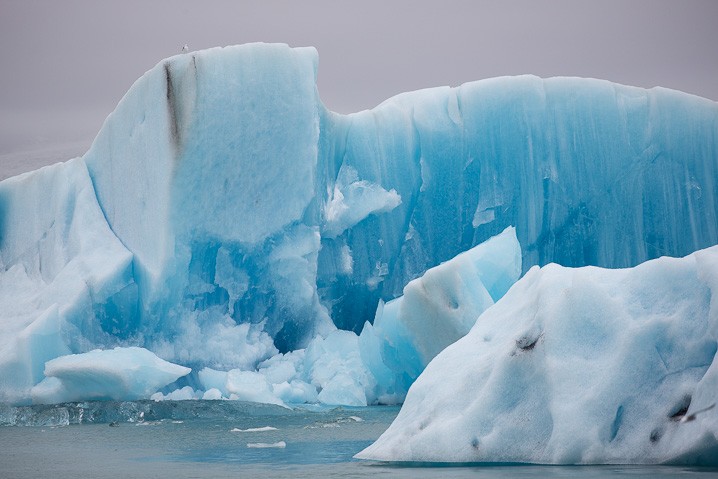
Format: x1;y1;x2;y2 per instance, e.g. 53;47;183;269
1;0;717;174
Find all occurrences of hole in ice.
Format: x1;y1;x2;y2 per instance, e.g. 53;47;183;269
516;333;542;352
669;394;692;421
471;437;480;450
610;405;624;442
650;427;663;443
678;403;716;423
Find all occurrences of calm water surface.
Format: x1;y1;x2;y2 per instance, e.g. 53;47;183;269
1;401;716;478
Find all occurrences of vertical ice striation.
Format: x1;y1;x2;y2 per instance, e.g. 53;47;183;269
79;47;718;348
318;77;718;332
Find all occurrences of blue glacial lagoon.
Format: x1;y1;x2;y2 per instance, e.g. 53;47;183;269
1;400;716;478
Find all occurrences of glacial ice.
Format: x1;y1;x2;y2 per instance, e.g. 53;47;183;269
356;246;718;465
1;42;718;415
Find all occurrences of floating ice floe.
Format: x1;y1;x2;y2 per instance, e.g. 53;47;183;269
231;426;278;433
247;441;286;449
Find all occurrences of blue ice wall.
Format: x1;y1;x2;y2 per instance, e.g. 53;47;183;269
318;78;718;332
2;44;718;389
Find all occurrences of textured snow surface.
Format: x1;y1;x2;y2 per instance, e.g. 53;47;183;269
356;246;718;465
1;43;718;410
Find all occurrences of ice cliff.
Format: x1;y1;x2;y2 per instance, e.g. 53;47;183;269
1;43;718;413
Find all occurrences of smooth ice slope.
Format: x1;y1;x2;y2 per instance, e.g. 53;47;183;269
357;247;718;465
2;43;718;407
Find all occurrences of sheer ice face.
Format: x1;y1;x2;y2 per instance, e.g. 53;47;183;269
316;73;718;336
1;43;718;407
82;43;331;357
356;246;718;465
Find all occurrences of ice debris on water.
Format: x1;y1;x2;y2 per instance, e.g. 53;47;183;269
231;426;278;432
247;441;286;449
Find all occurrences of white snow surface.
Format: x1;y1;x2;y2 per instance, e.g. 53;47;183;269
356;246;718;465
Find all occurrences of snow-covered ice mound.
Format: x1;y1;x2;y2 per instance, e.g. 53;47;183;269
356;246;718;465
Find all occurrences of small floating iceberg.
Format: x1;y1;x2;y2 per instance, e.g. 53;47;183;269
30;347;190;404
231;426;278;433
247;441;286;449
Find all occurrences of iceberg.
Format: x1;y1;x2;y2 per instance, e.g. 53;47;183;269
1;43;718;408
30;347;190;404
356;246;718;465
